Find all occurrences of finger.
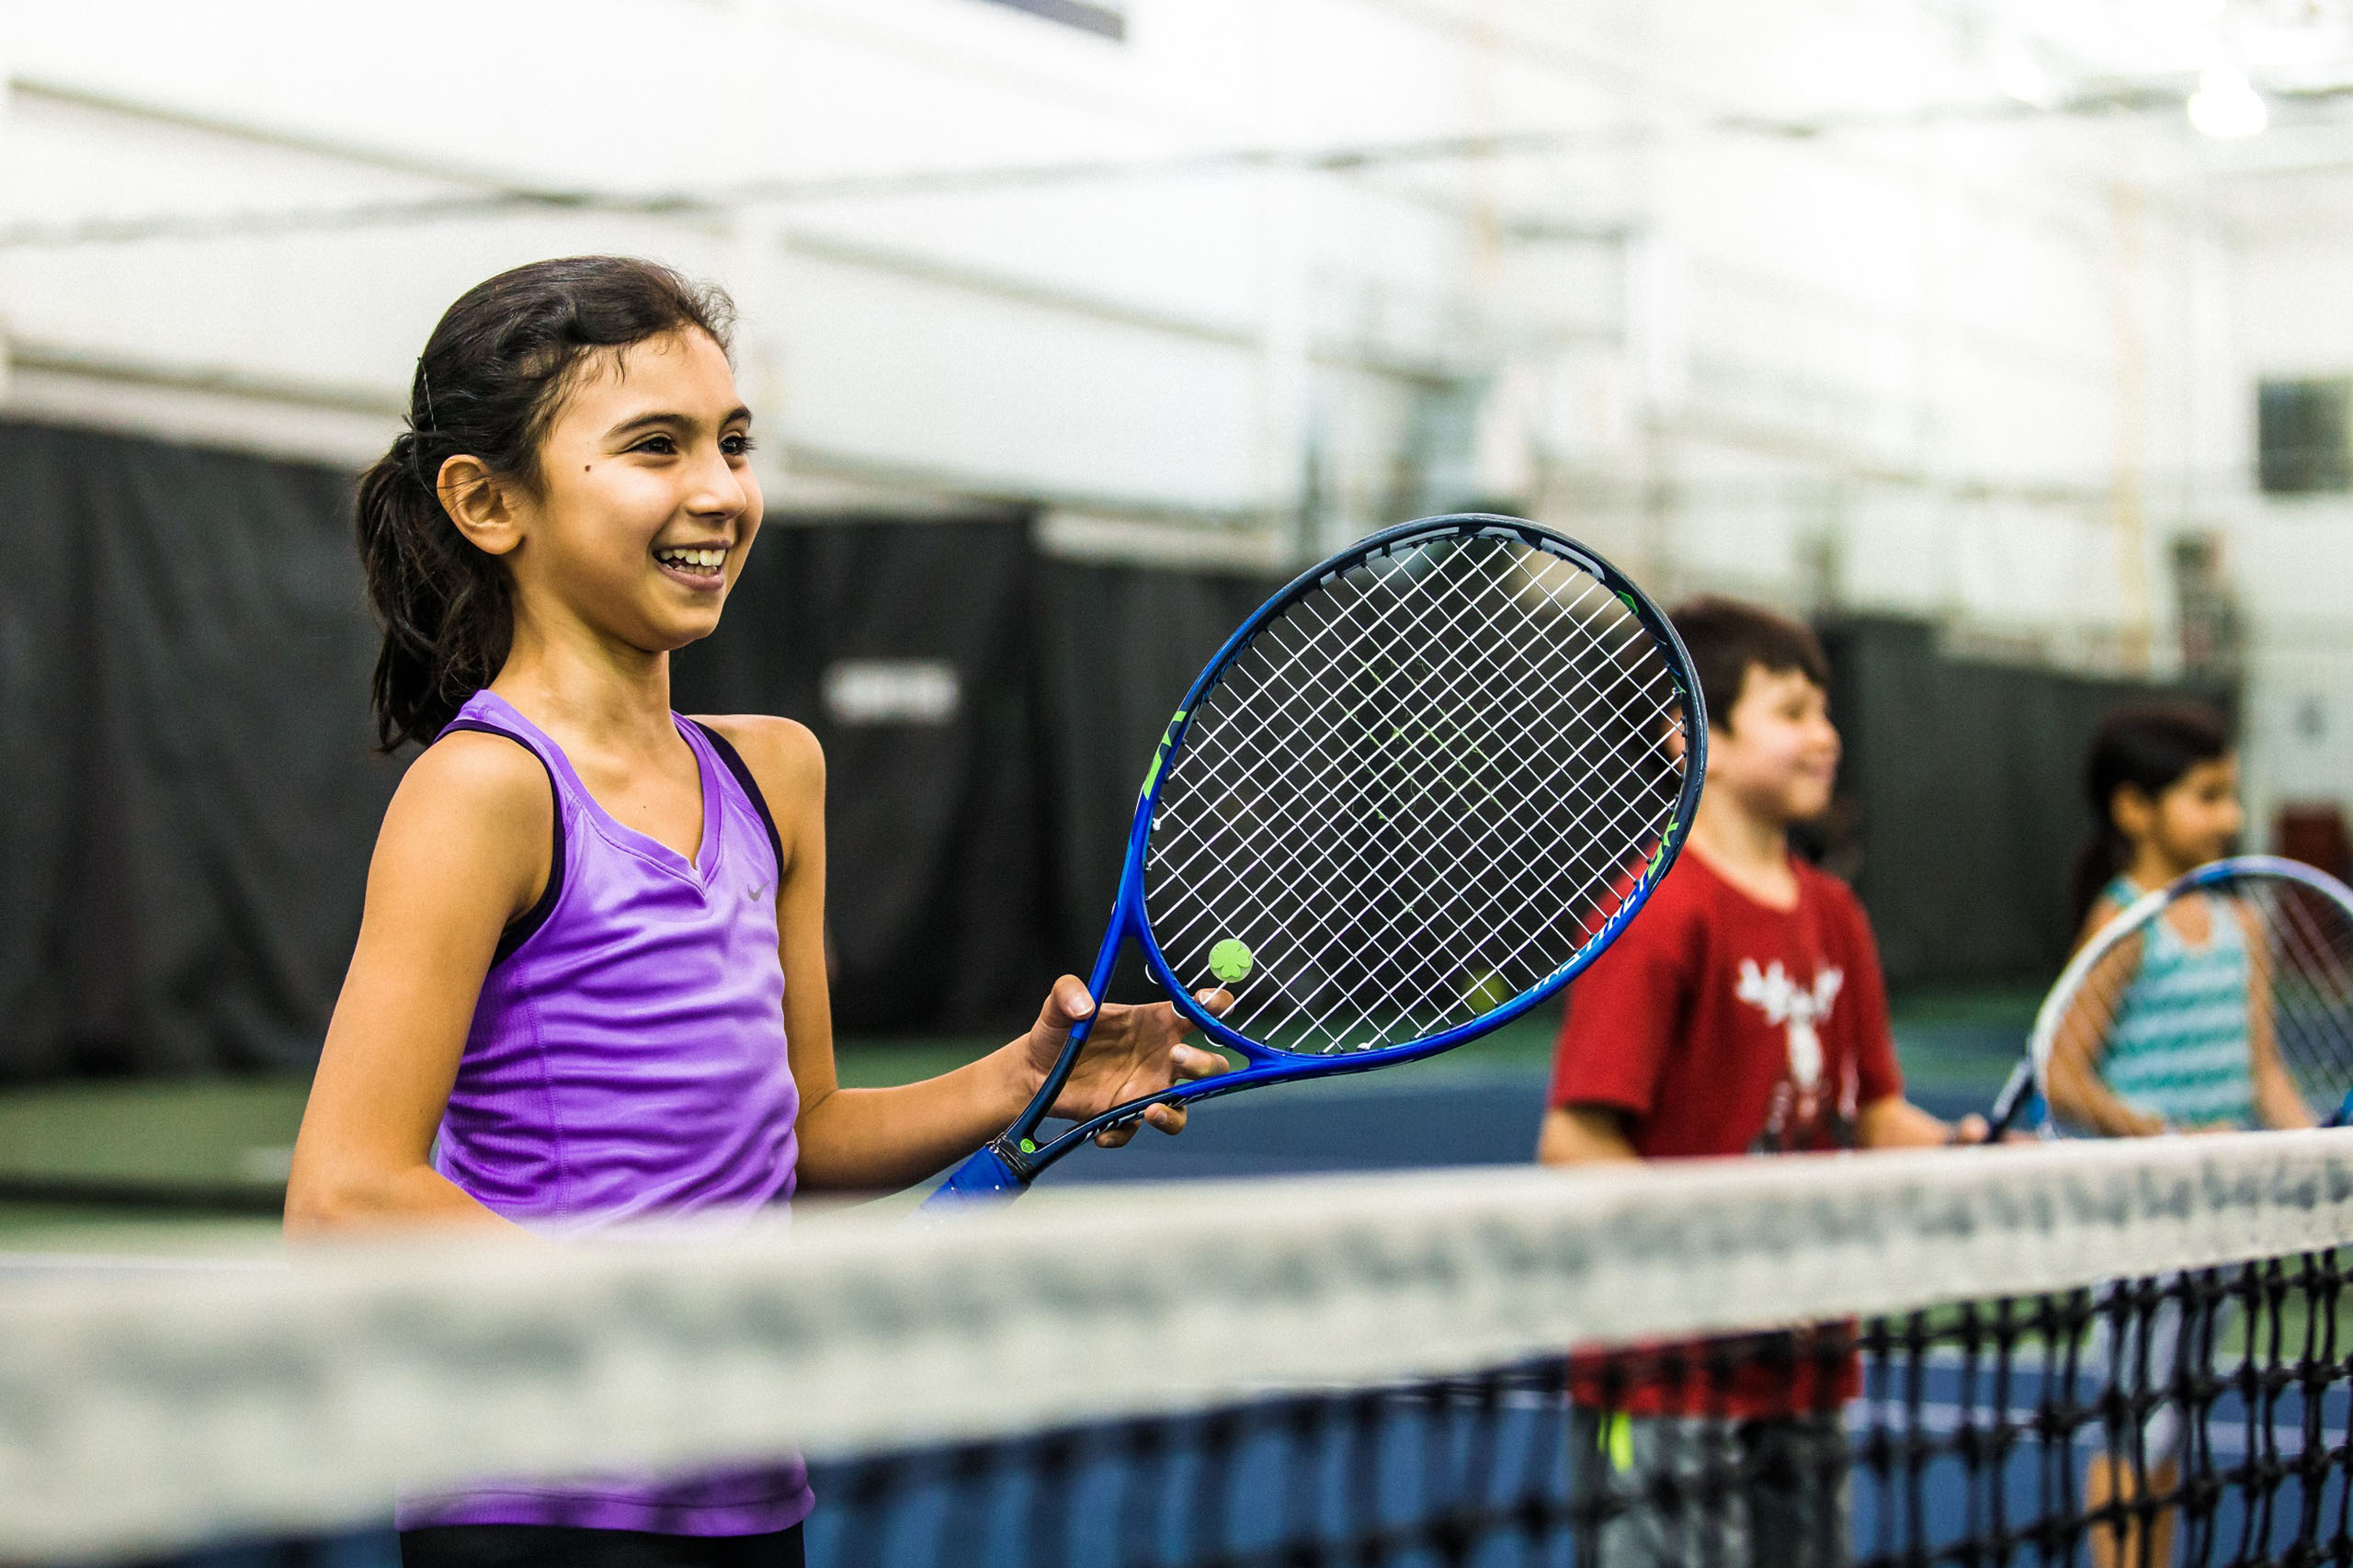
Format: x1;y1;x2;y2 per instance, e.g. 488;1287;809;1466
1954;1114;1990;1146
1095;1123;1135;1148
1033;974;1097;1039
1145;1102;1187;1136
1192;988;1234;1017
1169;1044;1225;1082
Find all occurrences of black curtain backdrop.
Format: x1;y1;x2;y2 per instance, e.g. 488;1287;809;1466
0;420;395;1081
0;414;2240;1078
0;422;1289;1083
1820;616;2232;990
671;517;1053;1032
671;528;1283;1028
1032;560;1281;993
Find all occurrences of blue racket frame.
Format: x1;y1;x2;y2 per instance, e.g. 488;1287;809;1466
929;514;1707;1204
1985;852;2353;1135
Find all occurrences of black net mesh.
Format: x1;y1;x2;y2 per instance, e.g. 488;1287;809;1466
800;1253;2350;1568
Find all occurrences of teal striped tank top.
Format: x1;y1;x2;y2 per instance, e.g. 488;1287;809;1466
2097;876;2256;1131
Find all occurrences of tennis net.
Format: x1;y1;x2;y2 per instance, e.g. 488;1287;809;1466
5;1131;2350;1566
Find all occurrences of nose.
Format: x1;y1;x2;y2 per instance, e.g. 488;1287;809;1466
685;442;752;521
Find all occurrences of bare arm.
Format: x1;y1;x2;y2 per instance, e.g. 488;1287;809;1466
1536;1104;1642;1165
285;734;549;1237
710;716;1225;1192
2044;929;2168;1137
1855;1096;1975;1147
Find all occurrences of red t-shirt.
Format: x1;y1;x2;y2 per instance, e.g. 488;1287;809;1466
1551;849;1904;1415
1550;850;1902;1156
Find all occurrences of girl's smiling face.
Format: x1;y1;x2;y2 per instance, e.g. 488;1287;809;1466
2115;754;2244;876
443;326;760;654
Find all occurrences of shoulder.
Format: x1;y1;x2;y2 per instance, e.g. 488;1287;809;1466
693;713;824;805
393;728;552;832
1797;857;1872;918
369;731;552;915
2075;886;2136;949
1793;858;1862;914
1637;851;1717;926
1597;854;1707;962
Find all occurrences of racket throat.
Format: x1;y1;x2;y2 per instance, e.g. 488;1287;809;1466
989;1131;1043;1184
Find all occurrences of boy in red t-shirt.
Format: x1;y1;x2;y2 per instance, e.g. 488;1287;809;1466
1540;597;1985;1568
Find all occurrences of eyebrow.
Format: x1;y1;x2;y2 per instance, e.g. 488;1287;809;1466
605;405;754;441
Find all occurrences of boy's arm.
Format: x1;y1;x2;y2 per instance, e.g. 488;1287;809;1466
1857;1096;1985;1147
1537;1104;1643;1165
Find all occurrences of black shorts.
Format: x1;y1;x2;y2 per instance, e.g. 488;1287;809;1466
398;1523;804;1568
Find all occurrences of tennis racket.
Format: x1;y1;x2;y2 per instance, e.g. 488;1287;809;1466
925;513;1705;1206
1985;855;2353;1138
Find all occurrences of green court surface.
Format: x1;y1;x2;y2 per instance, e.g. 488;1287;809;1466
0;992;2029;1249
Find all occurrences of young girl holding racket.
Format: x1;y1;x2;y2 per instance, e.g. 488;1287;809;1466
284;256;1226;1568
2052;701;2313;1137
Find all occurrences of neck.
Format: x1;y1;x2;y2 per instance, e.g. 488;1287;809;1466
2120;844;2192;892
492;599;676;749
1689;787;1791;878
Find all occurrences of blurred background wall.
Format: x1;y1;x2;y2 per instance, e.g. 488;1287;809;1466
4;0;2352;1072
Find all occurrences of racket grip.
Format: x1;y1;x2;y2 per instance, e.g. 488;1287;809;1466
1984;1059;2035;1140
920;1139;1035;1213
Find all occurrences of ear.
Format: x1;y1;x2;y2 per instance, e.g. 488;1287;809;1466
2110;783;2156;841
437;455;526;557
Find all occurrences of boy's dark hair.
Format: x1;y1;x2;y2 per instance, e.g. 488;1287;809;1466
2069;700;2233;926
356;256;735;751
1667;595;1830;733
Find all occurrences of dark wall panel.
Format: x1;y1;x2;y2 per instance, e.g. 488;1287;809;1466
1821;616;2228;990
1032;561;1279;982
0;421;396;1080
672;518;1052;1033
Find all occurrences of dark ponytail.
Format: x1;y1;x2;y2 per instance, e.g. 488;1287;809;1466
2069;700;2232;926
357;256;735;750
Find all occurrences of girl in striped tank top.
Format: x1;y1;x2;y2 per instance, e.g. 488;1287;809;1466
283;259;1229;1568
2060;703;2314;1137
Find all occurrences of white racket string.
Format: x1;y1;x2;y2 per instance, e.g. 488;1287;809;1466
1143;533;1689;1055
1152;554;1670;926
1153;637;1677;963
1150;570;1665;1028
2250;881;2353;1102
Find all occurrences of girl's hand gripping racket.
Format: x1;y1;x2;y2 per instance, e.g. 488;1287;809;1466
1984;855;2353;1139
926;513;1705;1207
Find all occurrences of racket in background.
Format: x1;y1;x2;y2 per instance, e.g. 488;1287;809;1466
925;513;1706;1206
1985;855;2353;1137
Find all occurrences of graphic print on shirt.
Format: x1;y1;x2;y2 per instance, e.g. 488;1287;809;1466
1734;958;1850;1151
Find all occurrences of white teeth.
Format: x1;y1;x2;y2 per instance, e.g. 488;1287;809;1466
657;547;725;571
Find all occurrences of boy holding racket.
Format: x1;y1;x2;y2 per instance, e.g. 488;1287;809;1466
1538;597;1982;1568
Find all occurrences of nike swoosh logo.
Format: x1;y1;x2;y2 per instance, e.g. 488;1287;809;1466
746;881;771;902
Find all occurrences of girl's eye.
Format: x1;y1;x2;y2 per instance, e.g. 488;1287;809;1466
633;434;679;456
722;433;756;457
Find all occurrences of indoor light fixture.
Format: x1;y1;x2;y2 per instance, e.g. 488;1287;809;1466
2188;64;2268;138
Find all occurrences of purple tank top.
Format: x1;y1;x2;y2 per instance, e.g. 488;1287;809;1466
394;689;812;1536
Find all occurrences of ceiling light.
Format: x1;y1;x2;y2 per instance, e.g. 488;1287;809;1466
2188;65;2268;138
